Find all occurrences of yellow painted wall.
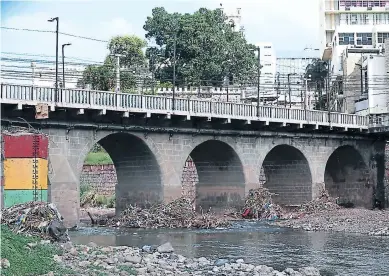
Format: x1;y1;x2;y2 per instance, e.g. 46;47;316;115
4;158;48;190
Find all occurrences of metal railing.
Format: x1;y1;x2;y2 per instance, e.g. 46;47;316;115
0;83;369;129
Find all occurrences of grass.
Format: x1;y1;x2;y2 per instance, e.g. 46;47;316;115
84;151;113;165
117;265;137;275
0;225;70;276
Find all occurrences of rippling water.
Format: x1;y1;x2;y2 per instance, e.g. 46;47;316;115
69;221;389;276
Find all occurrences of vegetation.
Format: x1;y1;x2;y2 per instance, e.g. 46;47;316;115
78;35;147;92
0;225;68;276
305;59;329;110
84;151;113;165
144;7;257;87
80;183;115;208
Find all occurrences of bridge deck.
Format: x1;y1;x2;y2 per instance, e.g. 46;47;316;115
0;83;368;130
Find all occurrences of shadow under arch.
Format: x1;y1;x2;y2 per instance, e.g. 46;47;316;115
324;145;371;207
261;144;312;205
184;139;246;212
94;132;162;215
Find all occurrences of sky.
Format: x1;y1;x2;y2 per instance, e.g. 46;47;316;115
1;0;321;65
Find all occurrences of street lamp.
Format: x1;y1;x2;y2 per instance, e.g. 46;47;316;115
48;17;59;101
62;43;71;88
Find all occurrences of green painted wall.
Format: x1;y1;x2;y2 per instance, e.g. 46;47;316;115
4;190;47;208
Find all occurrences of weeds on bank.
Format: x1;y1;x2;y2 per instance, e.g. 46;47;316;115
80;184;115;208
0;225;69;276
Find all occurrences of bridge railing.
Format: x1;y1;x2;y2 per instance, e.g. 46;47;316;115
0;83;368;128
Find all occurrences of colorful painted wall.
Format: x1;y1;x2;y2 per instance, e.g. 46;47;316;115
2;133;49;207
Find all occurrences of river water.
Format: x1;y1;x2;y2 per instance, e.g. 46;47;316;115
70;221;389;276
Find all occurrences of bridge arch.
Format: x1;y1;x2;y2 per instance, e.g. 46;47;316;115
181;139;246;212
261;144;312;205
83;132;162;215
324;145;371;207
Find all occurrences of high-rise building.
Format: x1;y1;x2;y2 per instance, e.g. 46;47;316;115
319;0;389;72
220;3;244;34
256;42;277;90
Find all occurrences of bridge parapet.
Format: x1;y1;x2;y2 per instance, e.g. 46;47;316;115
1;83;368;130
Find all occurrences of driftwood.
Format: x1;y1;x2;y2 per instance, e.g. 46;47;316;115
108;197;230;229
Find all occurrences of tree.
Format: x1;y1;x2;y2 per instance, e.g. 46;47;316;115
143;7;257;87
305;59;329;110
78;35;147;92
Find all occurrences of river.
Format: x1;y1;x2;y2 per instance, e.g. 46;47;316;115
69;221;389;276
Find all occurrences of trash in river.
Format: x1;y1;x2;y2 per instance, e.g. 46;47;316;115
1;201;70;242
241;188;284;220
107;197;231;229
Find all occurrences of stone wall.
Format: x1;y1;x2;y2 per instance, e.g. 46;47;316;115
80;164;116;196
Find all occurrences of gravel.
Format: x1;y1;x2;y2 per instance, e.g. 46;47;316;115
39;242;322;276
273;208;389;235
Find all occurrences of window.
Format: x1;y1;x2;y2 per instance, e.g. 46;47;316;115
356;32;372;45
264;54;271;57
265;63;272;66
264;46;272;49
377;32;389;43
339;33;355;45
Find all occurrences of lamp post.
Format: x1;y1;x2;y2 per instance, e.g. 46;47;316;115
61;43;71;88
48;17;59;101
172;33;177;111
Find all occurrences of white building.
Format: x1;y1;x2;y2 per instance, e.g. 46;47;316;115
220;4;244;33
256;42;277;92
319;0;389;74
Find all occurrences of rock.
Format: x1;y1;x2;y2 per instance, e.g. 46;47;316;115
69;247;78;256
27;242;38;248
157;242;174;253
284;267;303;276
62;242;73;250
215;259;229;266
87;242;98;248
106;258;116;265
125;255;142;264
53;255;62;263
40;240;51;245
212;266;220;272
236;258;245;264
79;261;90;267
1;258;10;269
142;245;152;253
299;267;321;276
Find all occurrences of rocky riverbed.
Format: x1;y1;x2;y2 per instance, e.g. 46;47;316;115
41;241;322;276
273;208;389;236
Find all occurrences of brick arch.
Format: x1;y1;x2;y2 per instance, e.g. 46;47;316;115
259;144;313;205
180;138;246;212
324;145;372;207
78;131;163;215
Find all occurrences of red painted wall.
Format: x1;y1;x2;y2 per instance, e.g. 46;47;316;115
3;134;48;159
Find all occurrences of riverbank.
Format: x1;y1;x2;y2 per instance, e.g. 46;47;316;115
273;207;389;235
1;227;322;276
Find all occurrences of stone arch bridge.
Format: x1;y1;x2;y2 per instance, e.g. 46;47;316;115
0;84;386;227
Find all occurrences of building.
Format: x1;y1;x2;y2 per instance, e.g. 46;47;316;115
319;0;389;76
220;4;244;33
276;58;316;108
319;0;389;113
256;42;277;93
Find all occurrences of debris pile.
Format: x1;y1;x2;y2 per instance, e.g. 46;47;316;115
241;188;284;220
297;189;339;214
1;202;70;242
108;197;230;229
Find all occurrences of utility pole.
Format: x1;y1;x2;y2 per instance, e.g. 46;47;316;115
31;62;36;99
48;17;59;101
276;72;280;106
111;54;125;92
61;43;71;88
172;33;177;111
257;46;261;116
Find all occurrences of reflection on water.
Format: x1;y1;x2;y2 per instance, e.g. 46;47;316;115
70;221;389;276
